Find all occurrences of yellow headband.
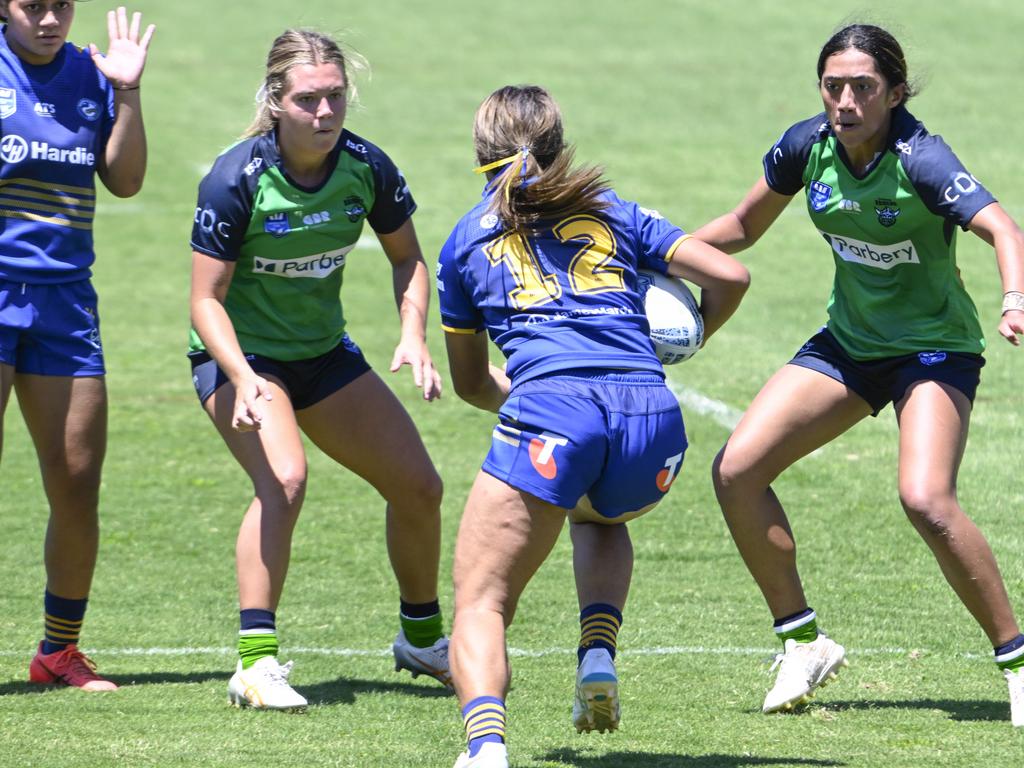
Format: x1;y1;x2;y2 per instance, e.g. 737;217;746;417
473;146;530;174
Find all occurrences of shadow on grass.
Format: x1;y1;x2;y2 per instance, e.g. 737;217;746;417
823;697;1007;722
301;675;453;706
540;749;844;767
0;669;232;695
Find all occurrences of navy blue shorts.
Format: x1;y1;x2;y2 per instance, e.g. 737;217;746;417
483;370;687;521
189;334;371;410
0;278;105;376
789;328;984;416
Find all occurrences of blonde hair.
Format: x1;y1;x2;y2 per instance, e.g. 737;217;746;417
244;28;363;138
473;85;611;232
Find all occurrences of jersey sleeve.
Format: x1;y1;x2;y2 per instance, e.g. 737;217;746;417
627;200;688;275
365;145;417;235
190;150;254;261
437;229;484;334
900;133;996;229
762;114;827;195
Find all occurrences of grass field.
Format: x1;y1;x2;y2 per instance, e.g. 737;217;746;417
3;0;1024;766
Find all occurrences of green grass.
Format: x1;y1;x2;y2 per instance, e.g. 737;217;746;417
3;0;1024;766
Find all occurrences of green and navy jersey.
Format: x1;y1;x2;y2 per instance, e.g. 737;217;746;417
438;184;687;384
0;31;115;283
190;128;415;360
764;105;995;359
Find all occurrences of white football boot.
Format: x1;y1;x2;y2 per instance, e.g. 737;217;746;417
452;742;508;768
227;656;308;712
573;648;620;733
392;629;453;690
1005;668;1024;727
763;635;847;713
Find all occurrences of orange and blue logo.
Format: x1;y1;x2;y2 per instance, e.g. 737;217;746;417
656;452;684;492
529;433;568;480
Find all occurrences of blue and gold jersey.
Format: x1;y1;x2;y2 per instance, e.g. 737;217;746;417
0;32;114;283
438;186;688;384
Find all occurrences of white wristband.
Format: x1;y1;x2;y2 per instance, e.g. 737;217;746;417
1002;291;1024;315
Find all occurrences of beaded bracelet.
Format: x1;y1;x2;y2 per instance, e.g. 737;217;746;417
1002;291;1024;315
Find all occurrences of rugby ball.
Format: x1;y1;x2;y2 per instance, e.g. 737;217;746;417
637;270;703;365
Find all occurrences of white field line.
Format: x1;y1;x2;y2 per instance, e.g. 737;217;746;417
665;379;745;431
0;645;992;661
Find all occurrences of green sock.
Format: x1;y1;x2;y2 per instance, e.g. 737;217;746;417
400;600;443;648
239;632;279;669
774;608;819;646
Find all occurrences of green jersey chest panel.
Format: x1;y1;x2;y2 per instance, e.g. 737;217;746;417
190;130;416;360
764;108;995;358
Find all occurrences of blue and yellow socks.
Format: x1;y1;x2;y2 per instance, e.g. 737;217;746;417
400;599;443;648
773;607;819;646
41;590;87;655
462;696;505;757
239;608;278;669
995;634;1024;672
578;603;622;665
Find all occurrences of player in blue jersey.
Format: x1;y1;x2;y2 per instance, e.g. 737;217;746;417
0;2;154;691
439;85;749;767
695;24;1024;723
189;29;450;711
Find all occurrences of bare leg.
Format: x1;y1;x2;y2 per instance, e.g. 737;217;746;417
571;521;632;611
896;381;1020;645
204;379;307;611
16;374;107;600
450;471;565;705
0;362;13;461
298;371;442;604
712;364;871;618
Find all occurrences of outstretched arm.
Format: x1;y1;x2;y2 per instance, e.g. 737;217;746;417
92;7;156;198
969;202;1024;346
377;218;443;400
692;177;792;254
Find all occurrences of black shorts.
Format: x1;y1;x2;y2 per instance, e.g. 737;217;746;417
788;328;984;416
189;334;371;410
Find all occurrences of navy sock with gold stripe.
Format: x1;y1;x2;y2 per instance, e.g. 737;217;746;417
578;603;622;665
41;590;87;655
462;695;505;757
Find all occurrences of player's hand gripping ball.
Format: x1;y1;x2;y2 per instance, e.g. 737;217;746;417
638;270;704;365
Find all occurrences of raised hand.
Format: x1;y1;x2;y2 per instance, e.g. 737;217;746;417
87;7;155;90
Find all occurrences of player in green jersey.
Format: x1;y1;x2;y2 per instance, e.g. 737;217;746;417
695;24;1024;725
188;29;449;711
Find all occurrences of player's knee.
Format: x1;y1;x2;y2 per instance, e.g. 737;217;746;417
712;443;754;496
900;484;957;537
391;465;443;512
259;464;307;512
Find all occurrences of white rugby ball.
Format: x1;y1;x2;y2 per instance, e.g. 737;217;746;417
637;269;703;365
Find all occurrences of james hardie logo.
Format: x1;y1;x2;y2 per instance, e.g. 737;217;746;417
0;134;29;164
809;181;832;212
77;98;100;121
656;453;684;493
528;433;568;480
0;87;16;118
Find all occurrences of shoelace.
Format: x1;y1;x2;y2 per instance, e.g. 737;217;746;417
59;649;101;679
263;660;294;687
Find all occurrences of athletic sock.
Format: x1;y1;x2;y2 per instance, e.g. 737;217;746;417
773;607;819;646
41;591;87;655
577;602;622;665
238;609;278;669
994;634;1024;672
462;695;505;757
400;599;443;648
